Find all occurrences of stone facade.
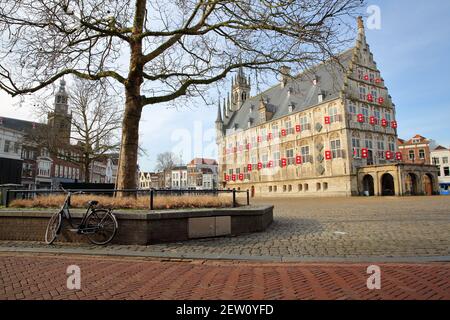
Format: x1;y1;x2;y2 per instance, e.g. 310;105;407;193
215;18;438;197
357;164;439;196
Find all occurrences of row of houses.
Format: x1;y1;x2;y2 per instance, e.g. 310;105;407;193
0;80;119;189
139;158;218;190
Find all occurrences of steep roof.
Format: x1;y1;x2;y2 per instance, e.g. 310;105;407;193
223;49;353;133
405;134;429;144
433;145;448;151
189;158;217;165
0;116;46;133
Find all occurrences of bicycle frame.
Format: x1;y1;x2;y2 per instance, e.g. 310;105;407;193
60;191;97;230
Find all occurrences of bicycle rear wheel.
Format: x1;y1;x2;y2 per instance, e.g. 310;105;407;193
85;209;118;245
45;211;62;245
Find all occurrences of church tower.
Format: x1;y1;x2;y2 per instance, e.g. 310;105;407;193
230;66;251;111
47;79;72;143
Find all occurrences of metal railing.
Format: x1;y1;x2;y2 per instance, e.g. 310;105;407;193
4;188;250;210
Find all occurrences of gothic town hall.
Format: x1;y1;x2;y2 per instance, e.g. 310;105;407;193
215;18;439;197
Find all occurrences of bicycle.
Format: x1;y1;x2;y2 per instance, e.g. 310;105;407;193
45;189;118;245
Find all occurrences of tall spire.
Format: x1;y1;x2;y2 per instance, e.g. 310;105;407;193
223;97;227;118
357;16;366;43
215;99;222;123
357;16;364;30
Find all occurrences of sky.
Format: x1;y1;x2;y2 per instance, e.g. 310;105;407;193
1;0;449;171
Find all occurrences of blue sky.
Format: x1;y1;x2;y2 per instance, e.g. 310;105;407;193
1;1;449;171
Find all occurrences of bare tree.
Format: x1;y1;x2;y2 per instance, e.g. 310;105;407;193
69;79;122;182
155;151;180;173
155;151;182;189
0;0;364;190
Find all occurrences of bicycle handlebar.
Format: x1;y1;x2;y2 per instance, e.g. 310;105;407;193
60;187;83;195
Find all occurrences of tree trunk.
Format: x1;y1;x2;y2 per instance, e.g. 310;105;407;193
116;89;142;191
115;0;146;193
84;156;90;183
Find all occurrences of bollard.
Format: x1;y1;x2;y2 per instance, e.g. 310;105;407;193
232;189;236;208
150;189;154;210
5;190;10;208
246;189;250;206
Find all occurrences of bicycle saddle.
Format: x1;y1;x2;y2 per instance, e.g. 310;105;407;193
88;200;99;206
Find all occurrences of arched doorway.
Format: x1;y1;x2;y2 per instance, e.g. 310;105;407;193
362;174;375;196
381;173;395;196
405;173;418;195
423;174;433;196
251;185;255;197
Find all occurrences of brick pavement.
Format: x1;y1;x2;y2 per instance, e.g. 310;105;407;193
0;253;449;300
1;196;449;260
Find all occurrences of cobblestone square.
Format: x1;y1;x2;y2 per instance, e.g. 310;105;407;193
1;196;449;260
145;196;450;259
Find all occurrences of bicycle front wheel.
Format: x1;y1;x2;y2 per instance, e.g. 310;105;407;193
45;211;62;245
85;209;118;245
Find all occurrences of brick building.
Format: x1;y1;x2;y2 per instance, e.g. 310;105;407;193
398;135;436;165
215;17;439;197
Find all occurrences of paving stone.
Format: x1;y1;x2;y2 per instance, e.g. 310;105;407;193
0;253;449;300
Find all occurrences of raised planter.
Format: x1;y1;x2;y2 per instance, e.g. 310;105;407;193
0;205;273;245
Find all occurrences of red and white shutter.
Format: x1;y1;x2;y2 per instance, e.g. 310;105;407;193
361;148;368;159
357;114;364;123
391;120;397;129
